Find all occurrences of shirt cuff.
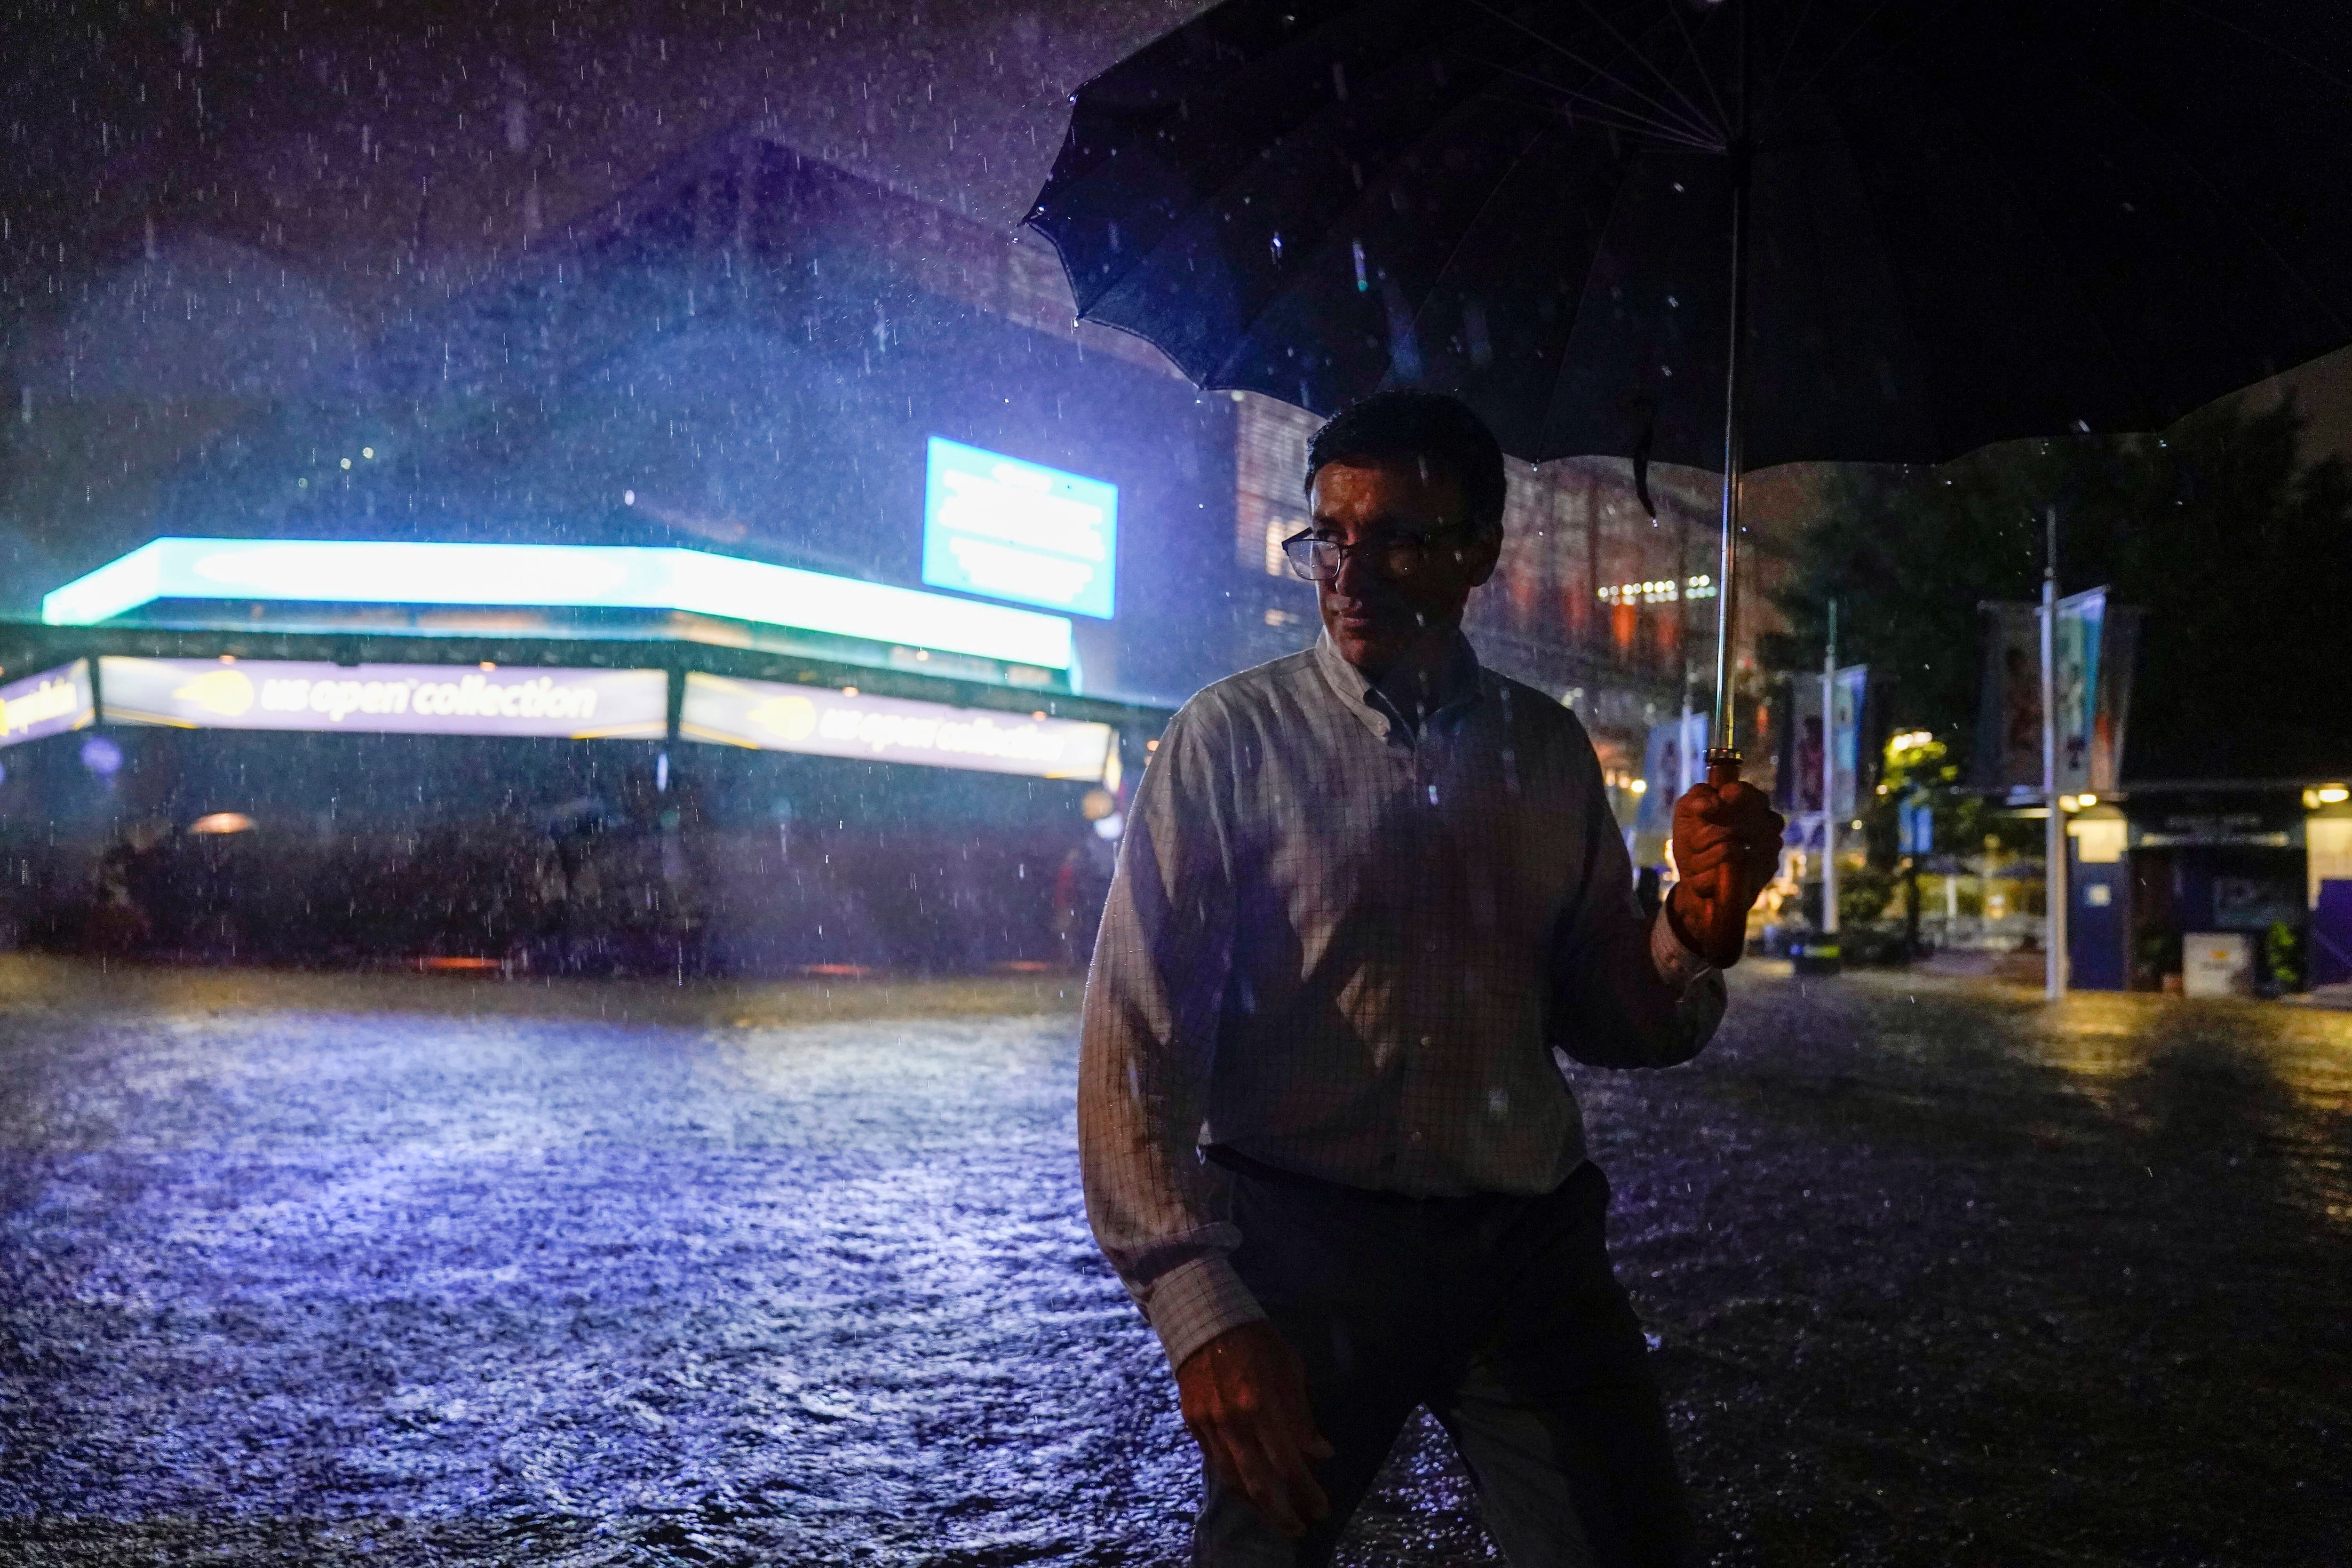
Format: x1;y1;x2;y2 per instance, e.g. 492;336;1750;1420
1649;901;1718;993
1139;1252;1267;1373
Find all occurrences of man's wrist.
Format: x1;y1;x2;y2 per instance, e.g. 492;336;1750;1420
1143;1253;1268;1373
1663;884;1718;962
1652;891;1721;988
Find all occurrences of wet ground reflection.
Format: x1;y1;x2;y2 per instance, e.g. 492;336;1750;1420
1;957;2345;1564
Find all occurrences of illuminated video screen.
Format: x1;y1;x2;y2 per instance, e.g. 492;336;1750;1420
922;437;1117;619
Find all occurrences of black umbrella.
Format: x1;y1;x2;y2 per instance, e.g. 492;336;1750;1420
1026;0;2352;775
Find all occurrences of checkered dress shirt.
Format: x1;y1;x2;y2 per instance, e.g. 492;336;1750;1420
1080;631;1726;1371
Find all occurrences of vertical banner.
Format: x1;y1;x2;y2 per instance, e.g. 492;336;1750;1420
2053;589;2105;793
1775;675;1825;818
2051;589;2144;795
1772;672;1865;852
1830;664;1869;818
1636;711;1709;837
1898;797;1936;857
2091;603;2142;795
1973;602;2044;793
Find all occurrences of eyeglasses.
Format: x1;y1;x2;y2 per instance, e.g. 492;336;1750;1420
1279;525;1473;582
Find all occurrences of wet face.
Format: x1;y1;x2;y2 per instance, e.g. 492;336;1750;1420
1305;456;1500;676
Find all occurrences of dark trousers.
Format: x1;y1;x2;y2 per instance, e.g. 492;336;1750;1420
1194;1156;1696;1568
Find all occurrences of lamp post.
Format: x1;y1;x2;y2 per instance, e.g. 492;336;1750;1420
1821;599;1838;945
2041;507;2067;1000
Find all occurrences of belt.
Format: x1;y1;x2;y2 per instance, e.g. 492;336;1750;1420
1204;1143;1599;1209
1204;1142;1425;1204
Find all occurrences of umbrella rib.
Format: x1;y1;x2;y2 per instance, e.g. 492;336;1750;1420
1877;71;2168;439
2066;71;2351;340
1464;60;1725;150
1657;0;1733;135
1781;0;1910;111
1460;0;1721;147
1560;0;1727;142
1767;0;1824;103
1400;122;1557;359
1465;69;1727;150
2159;0;2352;96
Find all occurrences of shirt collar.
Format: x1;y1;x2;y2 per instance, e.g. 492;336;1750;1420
1311;628;1483;740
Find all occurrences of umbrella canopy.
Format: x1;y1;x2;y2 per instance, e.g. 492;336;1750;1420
1026;0;2352;474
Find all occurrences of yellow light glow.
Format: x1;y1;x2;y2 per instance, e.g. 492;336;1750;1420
2079;793;2098;807
190;812;255;836
2320;785;2350;805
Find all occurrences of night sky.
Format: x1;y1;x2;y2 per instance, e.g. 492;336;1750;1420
1;1;1202;345
6;0;2349;552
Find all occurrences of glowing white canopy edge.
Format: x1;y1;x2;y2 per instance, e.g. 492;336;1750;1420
40;538;1076;672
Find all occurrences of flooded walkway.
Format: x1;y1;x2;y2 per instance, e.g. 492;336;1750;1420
1;957;2344;1564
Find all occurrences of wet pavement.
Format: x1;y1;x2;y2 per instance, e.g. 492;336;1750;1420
0;955;2345;1566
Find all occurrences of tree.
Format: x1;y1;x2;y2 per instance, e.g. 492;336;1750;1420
1764;398;2352;785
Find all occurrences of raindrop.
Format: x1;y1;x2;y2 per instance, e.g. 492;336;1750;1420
624;490;636;505
1331;62;1348;100
1463;300;1492;368
1352;240;1368;293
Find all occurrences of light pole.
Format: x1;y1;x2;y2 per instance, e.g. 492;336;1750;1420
2041;506;2067;1000
1822;599;1838;944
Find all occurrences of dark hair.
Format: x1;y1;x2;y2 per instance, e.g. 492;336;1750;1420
1303;390;1507;537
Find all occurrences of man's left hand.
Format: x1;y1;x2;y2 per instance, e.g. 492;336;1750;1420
1666;780;1785;968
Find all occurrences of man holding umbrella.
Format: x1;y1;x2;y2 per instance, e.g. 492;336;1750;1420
1080;391;1783;1565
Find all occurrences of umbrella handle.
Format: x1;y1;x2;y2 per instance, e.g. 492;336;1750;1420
1705;748;1743;788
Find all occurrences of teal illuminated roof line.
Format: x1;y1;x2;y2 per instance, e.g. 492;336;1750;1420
40;538;1076;672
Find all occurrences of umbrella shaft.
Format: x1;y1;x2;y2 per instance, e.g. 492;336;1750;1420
1709;150;1747;769
1708;2;1751;775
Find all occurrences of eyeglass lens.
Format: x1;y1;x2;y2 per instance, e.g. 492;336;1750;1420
1282;531;1437;581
